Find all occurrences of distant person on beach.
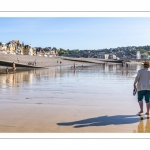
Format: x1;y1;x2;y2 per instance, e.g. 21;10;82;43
34;60;36;66
17;58;19;63
6;67;9;74
60;61;62;65
133;61;150;115
57;61;58;64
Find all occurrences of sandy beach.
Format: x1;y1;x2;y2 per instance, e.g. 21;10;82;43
0;54;149;133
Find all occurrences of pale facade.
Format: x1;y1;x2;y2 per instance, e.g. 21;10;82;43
24;45;34;55
8;43;16;54
49;49;57;56
136;51;141;59
104;54;109;59
0;43;7;53
112;55;117;59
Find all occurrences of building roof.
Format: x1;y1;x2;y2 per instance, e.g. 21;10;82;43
12;40;19;44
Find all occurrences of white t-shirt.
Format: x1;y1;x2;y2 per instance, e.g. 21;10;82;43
134;68;150;91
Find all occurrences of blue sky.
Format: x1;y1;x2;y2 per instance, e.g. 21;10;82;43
1;17;150;50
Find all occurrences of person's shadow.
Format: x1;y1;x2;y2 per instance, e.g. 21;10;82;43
57;115;147;128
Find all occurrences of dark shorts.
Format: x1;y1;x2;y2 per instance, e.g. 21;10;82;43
138;90;150;103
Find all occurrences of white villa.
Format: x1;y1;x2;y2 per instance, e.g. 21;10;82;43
0;43;7;53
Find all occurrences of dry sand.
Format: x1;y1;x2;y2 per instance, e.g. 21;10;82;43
0;53;93;68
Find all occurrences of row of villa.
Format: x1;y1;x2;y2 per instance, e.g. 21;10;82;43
0;40;58;56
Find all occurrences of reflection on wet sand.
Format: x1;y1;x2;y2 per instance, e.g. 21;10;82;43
122;70;129;76
134;116;150;133
0;68;64;85
104;63;109;72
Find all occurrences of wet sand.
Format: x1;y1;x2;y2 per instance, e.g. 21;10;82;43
0;59;149;133
0;96;149;133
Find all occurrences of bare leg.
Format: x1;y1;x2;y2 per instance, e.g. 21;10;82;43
138;101;143;114
145;103;150;115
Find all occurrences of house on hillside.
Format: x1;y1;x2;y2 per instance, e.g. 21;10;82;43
7;40;33;55
104;54;109;59
0;42;7;53
50;48;57;56
34;47;43;55
24;44;34;55
43;47;51;55
12;40;21;54
35;47;58;56
6;40;24;54
7;41;16;54
32;47;36;55
97;52;105;59
12;40;19;45
112;54;117;59
20;44;25;55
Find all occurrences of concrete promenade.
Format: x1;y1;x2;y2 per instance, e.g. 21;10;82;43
62;57;123;64
62;57;105;64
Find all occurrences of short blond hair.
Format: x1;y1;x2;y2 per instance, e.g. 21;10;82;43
142;61;150;68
